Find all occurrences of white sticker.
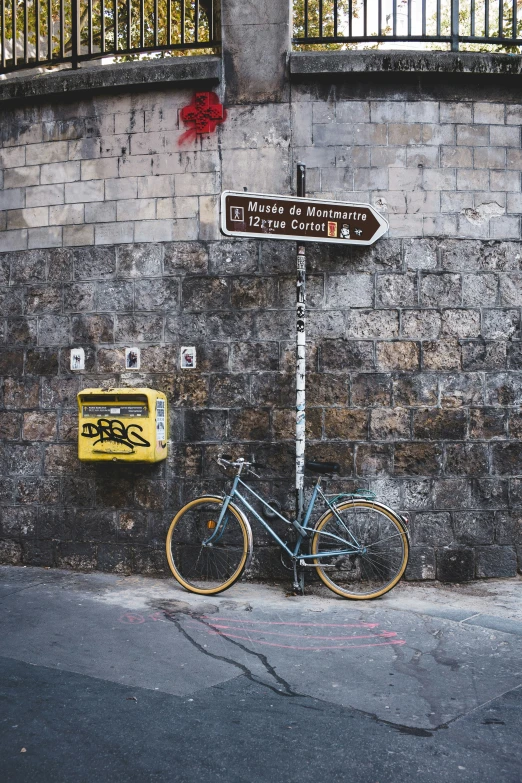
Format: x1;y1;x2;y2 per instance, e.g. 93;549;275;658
70;348;85;371
125;347;140;370
156;398;166;443
181;346;196;369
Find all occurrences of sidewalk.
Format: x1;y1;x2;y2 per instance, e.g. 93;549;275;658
1;565;521;782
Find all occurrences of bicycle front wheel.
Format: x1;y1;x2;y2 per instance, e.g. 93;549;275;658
311;500;409;599
166;496;251;595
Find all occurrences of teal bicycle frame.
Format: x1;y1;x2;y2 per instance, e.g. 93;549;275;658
205;471;368;562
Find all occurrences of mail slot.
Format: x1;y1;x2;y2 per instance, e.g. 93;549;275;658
77;388;168;463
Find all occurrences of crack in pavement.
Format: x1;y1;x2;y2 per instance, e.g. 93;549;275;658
162;609;307;700
0;581;47;603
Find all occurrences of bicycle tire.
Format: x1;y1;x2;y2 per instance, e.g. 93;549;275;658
311;499;409;600
166;496;252;595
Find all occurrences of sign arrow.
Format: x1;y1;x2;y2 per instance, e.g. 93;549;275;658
221;191;388;246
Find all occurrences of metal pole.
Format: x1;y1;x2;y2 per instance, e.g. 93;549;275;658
296;163;306;523
451;0;459;51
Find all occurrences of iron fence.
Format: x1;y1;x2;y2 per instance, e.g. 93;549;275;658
0;0;218;73
293;0;522;51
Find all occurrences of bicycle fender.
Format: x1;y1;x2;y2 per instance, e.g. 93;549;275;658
313;498;410;543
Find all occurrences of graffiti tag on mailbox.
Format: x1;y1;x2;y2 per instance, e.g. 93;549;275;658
81;418;151;452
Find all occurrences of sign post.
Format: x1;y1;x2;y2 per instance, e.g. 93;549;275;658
295;164;306;524
220;187;388;534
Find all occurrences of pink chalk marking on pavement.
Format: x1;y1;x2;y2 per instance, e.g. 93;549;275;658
205;625;398;641
201;616;379;629
203;631;406;650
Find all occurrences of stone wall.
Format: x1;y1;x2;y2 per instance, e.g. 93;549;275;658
0;5;521;580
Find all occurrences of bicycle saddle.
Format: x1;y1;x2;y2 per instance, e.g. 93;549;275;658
305;460;340;475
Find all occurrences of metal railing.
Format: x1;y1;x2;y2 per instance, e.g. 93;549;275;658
0;0;218;73
293;0;522;51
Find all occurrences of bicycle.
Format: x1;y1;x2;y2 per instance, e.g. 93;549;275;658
166;454;410;600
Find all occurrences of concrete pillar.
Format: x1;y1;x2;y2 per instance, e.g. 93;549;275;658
221;0;291;104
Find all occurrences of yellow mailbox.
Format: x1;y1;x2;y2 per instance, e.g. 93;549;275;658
78;388;168;463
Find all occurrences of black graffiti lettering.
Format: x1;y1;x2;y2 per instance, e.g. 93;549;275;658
81;419;151;450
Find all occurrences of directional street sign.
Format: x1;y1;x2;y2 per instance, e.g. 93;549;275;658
221;191;388;246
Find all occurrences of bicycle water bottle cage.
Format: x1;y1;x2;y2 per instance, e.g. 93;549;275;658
305;461;340;475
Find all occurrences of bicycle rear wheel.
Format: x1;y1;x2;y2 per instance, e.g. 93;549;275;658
166;496;251;595
311;500;409;599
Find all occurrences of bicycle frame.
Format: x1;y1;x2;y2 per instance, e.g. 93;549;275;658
205;471;364;562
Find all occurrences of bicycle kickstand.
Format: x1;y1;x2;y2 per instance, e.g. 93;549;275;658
292;559;305;596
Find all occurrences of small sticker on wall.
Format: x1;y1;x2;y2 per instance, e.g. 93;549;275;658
125;347;140;370
181;346;196;369
70;348;85;371
156;398;166;445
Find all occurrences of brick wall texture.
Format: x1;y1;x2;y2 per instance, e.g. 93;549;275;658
1;79;522;581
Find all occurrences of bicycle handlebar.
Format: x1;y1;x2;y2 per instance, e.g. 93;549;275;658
216;454;265;473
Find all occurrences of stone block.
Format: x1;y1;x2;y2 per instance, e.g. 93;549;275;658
394;443;442;476
230;342;279;372
182;277;230;310
4;443;42;475
114;314;162;342
184;410;228;443
404;546;436;580
250;373;293;407
65;180;104;204
482;309;519;340
134;277;179;311
355;443;393;476
4;165;40;189
26;184;64;208
439;372;484;407
63;282;96;313
232;276;277;309
456;125;489;146
49;204;85;226
104;177;138;201
0;540;23;565
22;412;57;441
388;123;421;145
307;373;348;406
229;408;271;441
27;227;62;249
436;547;475;582
453;511;494;545
413;408;467;440
462;341;506;371
3;377;40;409
6;317;38;345
445;444;489;476
470;407;506;439
441;309;480;339
84;201;117;224
26;141;69;166
490;126;520;146
165;241;209;274
351;373;392;407
370;408;410;440
25;284;62;314
401;310;442;340
72;314;114;344
412;511;452;545
0;349;24;376
376;274;417;307
420;273;461;306
377;341;419;371
320;340;374;372
347;310;399;339
471;478;508;510
0;412;22;439
38;315;71;346
326;274;373;308
402;479;433;510
95;280;134;312
41;161;80;185
0;287;24;316
476;546;517;578
422;340;461;371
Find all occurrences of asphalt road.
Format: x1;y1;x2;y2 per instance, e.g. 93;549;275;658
1;566;521;783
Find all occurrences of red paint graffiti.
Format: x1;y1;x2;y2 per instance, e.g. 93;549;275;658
179;91;225;145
